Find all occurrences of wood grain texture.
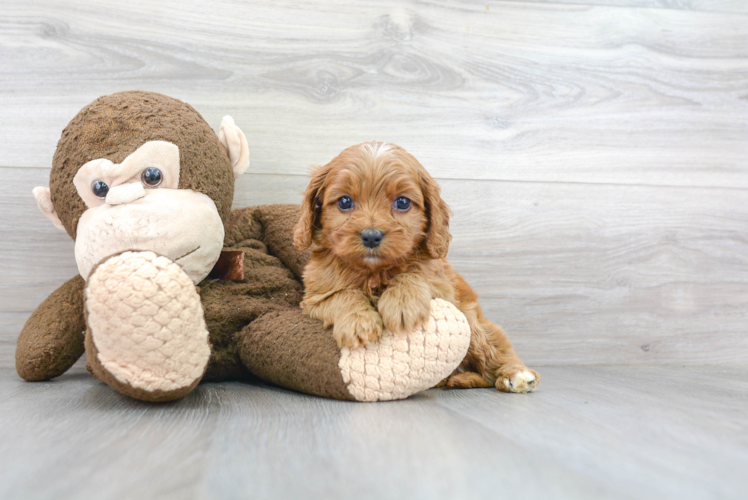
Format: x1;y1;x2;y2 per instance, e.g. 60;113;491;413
0;0;747;187
517;0;748;14
1;365;746;500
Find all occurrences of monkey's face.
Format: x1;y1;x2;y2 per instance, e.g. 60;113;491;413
71;140;225;283
33;92;250;284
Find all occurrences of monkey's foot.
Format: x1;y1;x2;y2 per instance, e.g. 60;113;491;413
338;299;472;401
84;251;211;402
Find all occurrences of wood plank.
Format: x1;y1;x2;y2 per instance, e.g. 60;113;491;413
513;0;748;13
433;365;748;500
0;313;27;367
1;366;746;499
0;0;746;187
442;178;748;366
3;168;746;366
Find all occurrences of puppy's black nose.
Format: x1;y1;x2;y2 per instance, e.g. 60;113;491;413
361;228;384;248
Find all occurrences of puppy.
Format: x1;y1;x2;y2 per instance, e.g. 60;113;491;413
293;142;539;393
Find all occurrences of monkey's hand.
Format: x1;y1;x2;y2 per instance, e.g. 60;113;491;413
16;275;86;381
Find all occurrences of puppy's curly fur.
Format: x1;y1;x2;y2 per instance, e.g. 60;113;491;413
294;142;539;393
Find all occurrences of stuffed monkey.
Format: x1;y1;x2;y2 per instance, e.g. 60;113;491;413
16;91;470;402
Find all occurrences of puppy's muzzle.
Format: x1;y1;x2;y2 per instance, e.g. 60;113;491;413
361;228;384;249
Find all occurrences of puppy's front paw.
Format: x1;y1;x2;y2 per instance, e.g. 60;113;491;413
378;284;431;335
333;309;383;349
495;366;540;393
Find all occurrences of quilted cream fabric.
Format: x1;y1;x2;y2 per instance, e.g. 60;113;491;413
338;299;471;402
85;251;211;393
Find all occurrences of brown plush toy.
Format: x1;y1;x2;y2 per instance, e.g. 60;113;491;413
16;91;471;402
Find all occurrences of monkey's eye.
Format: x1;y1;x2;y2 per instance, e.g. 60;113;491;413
394;197;411;211
91;181;109;199
338;196;354;211
141;167;163;187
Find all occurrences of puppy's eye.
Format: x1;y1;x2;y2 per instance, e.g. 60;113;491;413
338;196;354;211
394;197;411;211
141;167;163;188
92;180;109;199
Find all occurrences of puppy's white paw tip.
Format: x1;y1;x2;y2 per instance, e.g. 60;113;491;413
515;370;536;384
505;369;539;393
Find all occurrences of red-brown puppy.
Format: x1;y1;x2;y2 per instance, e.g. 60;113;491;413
294;142;539;393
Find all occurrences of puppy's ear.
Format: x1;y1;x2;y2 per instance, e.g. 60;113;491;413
420;171;452;259
294;163;331;250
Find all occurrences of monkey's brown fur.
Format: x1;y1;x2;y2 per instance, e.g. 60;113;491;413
294;142;540;393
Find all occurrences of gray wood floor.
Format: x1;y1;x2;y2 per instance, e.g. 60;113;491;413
1;365;746;500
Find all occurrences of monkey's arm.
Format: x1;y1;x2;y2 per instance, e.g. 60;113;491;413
16;275;86;381
225;205;309;279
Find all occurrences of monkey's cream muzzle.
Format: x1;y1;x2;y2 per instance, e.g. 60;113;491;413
75;189;224;284
71;141;224;284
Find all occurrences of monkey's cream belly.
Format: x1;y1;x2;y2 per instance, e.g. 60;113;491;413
75;189;224;284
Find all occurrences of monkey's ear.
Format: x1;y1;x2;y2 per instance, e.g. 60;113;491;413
218;115;250;179
33;187;66;232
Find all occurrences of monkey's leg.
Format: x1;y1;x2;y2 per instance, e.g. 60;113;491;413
240;298;472;402
16;275;86;381
84;251;211;402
